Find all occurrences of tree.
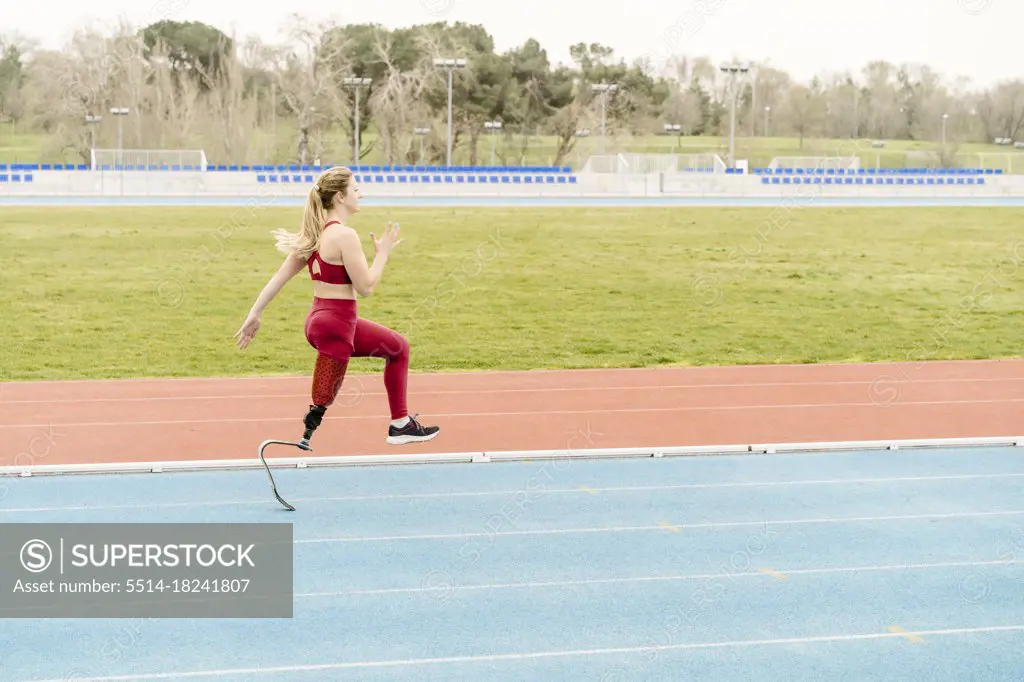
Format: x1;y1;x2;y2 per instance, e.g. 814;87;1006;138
503;39;553;163
0;39;24;122
785;81;827;149
548;67;588;165
6;15;1018;166
140;20;234;92
988;81;1024;143
258;15;351;165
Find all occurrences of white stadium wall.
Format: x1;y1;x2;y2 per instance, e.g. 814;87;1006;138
1;171;1023;199
1;165;1023;202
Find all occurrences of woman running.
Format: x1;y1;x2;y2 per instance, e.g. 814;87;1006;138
233;166;440;447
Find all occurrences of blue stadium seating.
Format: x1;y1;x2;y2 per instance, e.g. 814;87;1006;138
2;161;1004;189
4;160;1004;174
752;166;1003;176
0;168;34;183
4;163;88;172
759;175;987;186
230;163;581;186
3;163;580;181
253;172;578;185
210;164;574;174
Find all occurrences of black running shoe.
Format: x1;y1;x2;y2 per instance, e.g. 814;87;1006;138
386;413;440;445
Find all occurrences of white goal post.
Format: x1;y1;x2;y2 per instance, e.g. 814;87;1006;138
582;153;727;173
768;156;861;171
90;149;209;171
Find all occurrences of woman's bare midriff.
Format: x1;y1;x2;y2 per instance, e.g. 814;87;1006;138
312;280;356;300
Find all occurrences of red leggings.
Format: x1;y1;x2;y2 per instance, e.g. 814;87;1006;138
304;298;409;419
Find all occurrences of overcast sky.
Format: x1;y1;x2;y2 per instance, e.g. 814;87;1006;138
7;0;1020;88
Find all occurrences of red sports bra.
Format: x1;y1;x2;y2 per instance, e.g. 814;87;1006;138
307;221;352;285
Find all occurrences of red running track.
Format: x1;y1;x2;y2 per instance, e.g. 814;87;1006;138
2;359;1024;468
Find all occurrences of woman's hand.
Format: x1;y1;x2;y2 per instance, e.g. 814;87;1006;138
233;315;261;349
370;222;403;257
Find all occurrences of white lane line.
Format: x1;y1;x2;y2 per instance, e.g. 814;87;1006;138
5;376;1023;404
296;558;1019;598
293;509;1024;544
18;625;1024;680
4;397;1024;429
5;359;1015;387
3;472;1023;514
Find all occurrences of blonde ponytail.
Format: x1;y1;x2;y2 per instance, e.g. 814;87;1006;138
273;187;324;257
272;166;353;258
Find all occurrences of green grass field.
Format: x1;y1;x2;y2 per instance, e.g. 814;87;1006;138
2;206;1023;382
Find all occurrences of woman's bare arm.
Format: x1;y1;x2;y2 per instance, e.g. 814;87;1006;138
246;252;306;317
331;226;390;297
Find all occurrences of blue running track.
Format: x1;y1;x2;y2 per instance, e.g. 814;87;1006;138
1;444;1023;681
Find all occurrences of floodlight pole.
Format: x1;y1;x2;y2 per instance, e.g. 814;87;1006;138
434;58;467;167
574;128;590;167
85;115;102;155
414;127;430;162
942;113;949;146
764;106;771;137
664;123;681;150
484;121;502;164
109;107;129;167
719;64;749;168
591;83;618;154
343;77;373;163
